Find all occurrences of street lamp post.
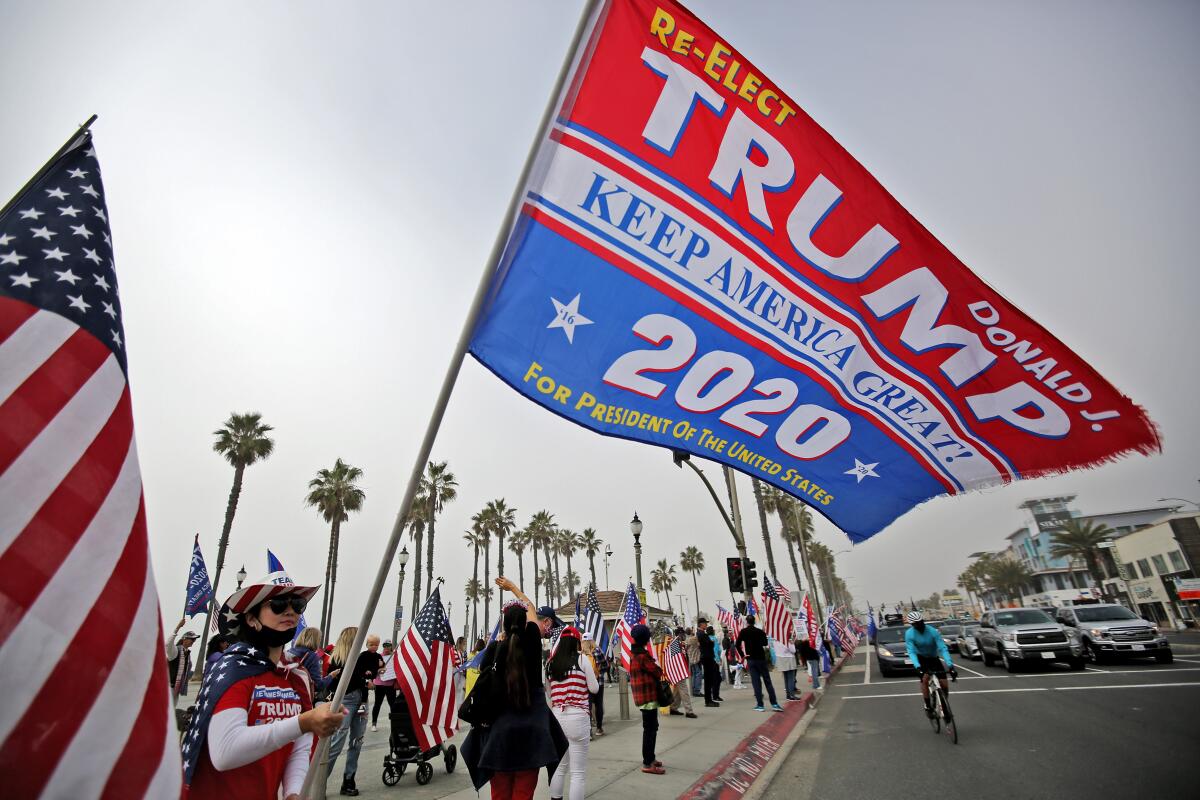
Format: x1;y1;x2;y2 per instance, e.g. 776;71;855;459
236;565;247;591
604;546;613;590
393;546;410;645
631;513;644;596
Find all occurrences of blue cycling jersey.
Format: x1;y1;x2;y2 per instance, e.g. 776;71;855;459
904;625;953;670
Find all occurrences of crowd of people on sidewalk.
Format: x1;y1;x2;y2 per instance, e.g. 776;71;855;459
168;569;840;800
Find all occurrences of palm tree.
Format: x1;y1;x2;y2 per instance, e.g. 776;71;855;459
508;526;530;592
537;566;557;604
958;565;984;611
650;559;678;612
761;485;807;591
1048;518;1114;598
419;460;458;598
984;558;1033;605
807;541;836;608
484;499;517;608
559;529;582;607
528;511;555;605
751;478;780;579
679;546;705;618
406;504;428;623
579;528;604;589
197;412;273;675
563;568;581;599
463;525;484;642
305;458;366;636
549;528;566;606
464;577;484;641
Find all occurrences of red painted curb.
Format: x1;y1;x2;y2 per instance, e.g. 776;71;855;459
677;648;858;799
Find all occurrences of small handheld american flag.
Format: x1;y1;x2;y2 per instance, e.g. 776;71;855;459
614;581;646;671
664;635;690;685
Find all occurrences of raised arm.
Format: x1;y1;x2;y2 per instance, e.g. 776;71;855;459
494;576;537;626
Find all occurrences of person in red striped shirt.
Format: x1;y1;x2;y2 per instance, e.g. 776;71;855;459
546;626;599;800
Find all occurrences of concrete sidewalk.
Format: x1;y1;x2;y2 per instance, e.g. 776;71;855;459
330;649;857;800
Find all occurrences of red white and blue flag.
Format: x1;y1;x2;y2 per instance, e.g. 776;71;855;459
766;574;791;603
614;580;647;671
801;593;820;643
664;635;690;685
0;131;181;797
394;587;458;752
466;0;1159;541
716;603;744;663
760;576;794;643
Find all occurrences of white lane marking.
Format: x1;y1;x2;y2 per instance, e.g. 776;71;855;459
846;688;1045;699
1085;667;1104;672
955;663;987;678
1055;682;1200;691
1171;657;1200;664
845;681;1200;699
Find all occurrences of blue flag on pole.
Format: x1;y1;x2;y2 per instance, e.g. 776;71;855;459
867;605;877;641
266;549;307;641
185;535;212;618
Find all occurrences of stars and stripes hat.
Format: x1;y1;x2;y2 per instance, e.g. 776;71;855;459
217;570;319;635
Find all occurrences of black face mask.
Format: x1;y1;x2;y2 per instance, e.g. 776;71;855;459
241;621;297;649
913;621;926;633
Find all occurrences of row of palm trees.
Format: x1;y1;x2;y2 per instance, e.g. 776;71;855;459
196;412;369;674
957;518;1118;606
198;413;851;668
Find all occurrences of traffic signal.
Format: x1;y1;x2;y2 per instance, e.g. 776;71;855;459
726;557;745;593
745;559;758;590
736;600;747;615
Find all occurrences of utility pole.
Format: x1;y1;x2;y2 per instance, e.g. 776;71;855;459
723;466;754;609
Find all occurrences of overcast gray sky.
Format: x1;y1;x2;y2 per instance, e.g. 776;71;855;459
3;1;1197;637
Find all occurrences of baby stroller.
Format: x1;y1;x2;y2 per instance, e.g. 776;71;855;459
381;691;457;786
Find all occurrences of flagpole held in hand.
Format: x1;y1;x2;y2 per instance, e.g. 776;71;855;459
299;2;605;797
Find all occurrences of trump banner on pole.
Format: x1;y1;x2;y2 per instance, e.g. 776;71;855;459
468;0;1159;541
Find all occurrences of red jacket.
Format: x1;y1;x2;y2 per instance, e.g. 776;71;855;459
629;649;663;706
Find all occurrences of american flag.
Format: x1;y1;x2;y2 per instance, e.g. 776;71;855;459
394;587;458;751
716;604;744;664
0;130;181;797
828;609;844;652
759;580;795;644
664;635;690;685
583;582;604;644
613;581;646;671
765;574;791;603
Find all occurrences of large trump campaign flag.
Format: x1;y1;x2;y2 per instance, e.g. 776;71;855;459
468;0;1158;540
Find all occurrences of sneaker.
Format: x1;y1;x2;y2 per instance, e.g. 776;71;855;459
685;712;698;719
669;709;684;716
753;705;765;712
370;724;378;732
704;701;720;707
771;704;784;712
924;704;935;720
641;765;666;775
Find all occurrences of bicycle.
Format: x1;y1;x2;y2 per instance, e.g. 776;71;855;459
919;663;958;744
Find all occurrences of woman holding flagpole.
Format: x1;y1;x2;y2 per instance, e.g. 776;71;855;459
181;572;345;799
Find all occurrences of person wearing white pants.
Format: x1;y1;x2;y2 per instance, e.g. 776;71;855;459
546;627;599;800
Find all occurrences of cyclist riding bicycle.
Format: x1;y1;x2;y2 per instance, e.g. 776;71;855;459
903;611;958;719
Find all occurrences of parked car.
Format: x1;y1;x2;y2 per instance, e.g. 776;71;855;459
874;624;918;677
975;608;1084;672
954;623;982;659
940;623;964;653
1055;604;1173;664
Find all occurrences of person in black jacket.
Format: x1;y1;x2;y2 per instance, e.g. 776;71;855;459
796;636;822;690
735;616;782;711
696;625;720;707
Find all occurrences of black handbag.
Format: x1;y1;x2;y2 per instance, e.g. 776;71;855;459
655;677;674;707
458;657;502;726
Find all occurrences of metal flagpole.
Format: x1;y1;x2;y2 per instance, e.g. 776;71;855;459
0;115;97;218
300;2;604;796
723;466;753;608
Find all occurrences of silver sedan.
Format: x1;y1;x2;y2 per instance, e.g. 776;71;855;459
956;623;982;659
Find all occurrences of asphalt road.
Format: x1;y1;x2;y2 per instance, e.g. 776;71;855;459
762;644;1200;799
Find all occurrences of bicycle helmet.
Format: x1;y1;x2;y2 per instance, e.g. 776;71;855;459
906;610;924;623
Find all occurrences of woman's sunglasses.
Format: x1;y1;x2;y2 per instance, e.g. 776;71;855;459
267;595;308;614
